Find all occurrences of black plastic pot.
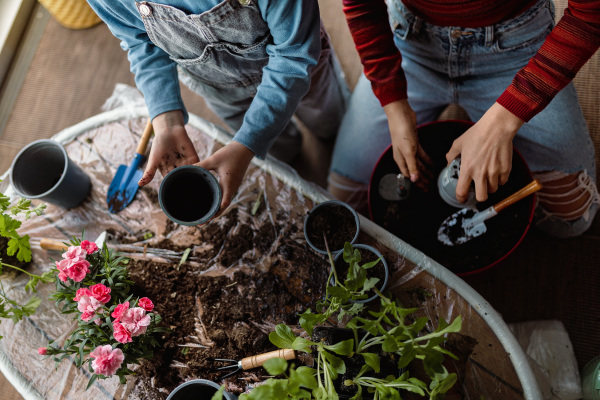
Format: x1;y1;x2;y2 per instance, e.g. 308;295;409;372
159;165;222;226
304;200;360;256
10;139;91;209
166;379;236;400
332;243;388;304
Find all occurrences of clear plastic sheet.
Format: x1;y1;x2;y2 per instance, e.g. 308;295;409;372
0;87;542;399
509;320;582;400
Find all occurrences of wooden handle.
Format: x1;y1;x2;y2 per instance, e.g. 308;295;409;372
135;120;154;155
40;238;69;252
493;179;543;213
240;348;296;371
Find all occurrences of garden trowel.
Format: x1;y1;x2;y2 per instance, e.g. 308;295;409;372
378;173;411;201
107;120;153;213
437;179;542;246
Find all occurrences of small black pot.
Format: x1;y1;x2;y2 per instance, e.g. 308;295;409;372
304;200;360;256
166;379;236;400
159;165;222;226
10;139;91;209
332;243;389;304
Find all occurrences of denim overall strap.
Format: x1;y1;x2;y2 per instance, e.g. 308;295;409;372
136;1;269;90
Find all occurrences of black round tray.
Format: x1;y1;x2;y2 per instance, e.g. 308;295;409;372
368;120;535;276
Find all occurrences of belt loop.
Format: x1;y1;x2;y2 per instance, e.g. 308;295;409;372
412;16;422;34
485;25;494;47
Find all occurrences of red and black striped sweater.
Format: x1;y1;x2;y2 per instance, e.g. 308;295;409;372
343;0;600;122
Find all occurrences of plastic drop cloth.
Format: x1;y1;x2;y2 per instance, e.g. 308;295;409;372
0;85;542;399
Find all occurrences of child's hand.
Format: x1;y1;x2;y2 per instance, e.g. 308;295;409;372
196;142;255;218
138;110;199;186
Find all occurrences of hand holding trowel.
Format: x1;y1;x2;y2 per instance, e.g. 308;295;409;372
437;179;542;246
107;120;153;213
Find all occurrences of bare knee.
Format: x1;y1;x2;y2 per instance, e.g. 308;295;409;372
327;172;369;215
533;170;600;237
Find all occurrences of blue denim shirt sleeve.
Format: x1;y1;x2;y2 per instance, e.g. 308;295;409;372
86;0;188;124
236;0;321;159
86;0;321;159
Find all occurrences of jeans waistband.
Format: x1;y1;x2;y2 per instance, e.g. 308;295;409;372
402;0;551;47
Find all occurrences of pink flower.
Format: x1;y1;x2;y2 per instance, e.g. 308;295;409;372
77;294;102;322
89;283;111;304
112;322;132;344
138;297;154;312
74;288;92;301
111;302;129;322
121;307;151;337
80;240;99;254
38;347;47;355
55;259;70;282
63;246;86;263
65;260;90;282
90;345;124;377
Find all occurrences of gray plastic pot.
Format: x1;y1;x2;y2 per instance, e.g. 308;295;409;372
166;379;236;400
333;243;389;304
159;165;222;226
10;139;91;209
304;200;360;256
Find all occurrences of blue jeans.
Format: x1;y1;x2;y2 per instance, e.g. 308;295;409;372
330;0;598;236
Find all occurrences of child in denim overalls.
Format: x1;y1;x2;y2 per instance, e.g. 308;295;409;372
87;0;349;216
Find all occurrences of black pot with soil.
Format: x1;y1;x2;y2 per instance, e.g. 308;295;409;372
333;243;389;303
304;200;360;255
368;120;535;276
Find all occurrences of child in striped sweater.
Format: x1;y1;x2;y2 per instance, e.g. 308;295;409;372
330;0;600;237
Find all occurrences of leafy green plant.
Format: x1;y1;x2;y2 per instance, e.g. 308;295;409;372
299;242;382;336
39;236;168;389
241;242;462;400
0;184;53;339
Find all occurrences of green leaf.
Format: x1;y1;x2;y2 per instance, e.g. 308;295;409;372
360;352;381;373
397;344;416;369
291;336;314;353
178;248;191;266
210;386;224;400
298;309;327;337
324;338;354;356
322;349;345;375
0;214;21;236
21;295;41;316
382;336;399;353
263;357;288;376
85;374;98;391
269;324;296;349
7;235;31;262
0;194;10;212
430;373;457;396
291;366;318;391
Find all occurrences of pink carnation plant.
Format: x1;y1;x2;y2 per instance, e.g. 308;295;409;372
44;240;163;386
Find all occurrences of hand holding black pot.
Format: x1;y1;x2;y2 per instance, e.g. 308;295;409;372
445;103;522;204
194;141;255;219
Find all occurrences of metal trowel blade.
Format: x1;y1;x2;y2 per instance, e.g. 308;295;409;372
378;173;410;201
